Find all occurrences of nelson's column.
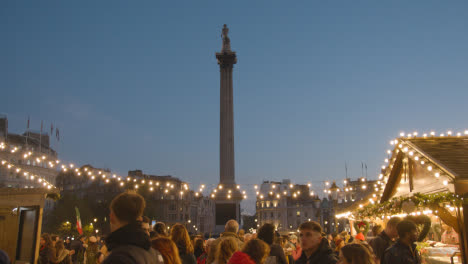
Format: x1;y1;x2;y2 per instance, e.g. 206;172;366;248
213;24;242;233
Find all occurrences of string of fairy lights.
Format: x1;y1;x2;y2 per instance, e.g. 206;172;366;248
334;129;468;219
1;129;467;203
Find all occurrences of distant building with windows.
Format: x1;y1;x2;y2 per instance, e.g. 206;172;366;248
57;167;215;235
255;179;321;233
0;115;59;190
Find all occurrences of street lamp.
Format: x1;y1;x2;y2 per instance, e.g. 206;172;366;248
94;218;97;222
95;229;99;234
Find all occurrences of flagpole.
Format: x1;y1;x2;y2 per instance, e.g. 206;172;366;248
345;162;348;179
40;120;43;154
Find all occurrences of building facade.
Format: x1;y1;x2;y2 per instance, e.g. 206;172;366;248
56;167;215;235
0;116;59;213
255;179;321;233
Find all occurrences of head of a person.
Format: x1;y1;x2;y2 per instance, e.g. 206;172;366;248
335;239;345;251
299;221;323;252
194;238;205;254
397;220;419;243
216;237;239;264
385;217;402;239
141;216;151;236
109;191;146;232
55;240;65;252
289;234;298;244
41;233;53;248
205;238;216;254
241;238;270;264
51;234;59;242
154;222;168;237
244;233;253;243
88;236;97;247
151;237;182;264
339;243;375;264
170;224;194;254
372;225;383;237
238;229;245;237
224;219;239;234
257;223;275;245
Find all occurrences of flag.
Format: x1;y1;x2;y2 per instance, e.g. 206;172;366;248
75;207;83;235
50;124;53;136
40;120;43;134
56;128;60;141
27;116;30;130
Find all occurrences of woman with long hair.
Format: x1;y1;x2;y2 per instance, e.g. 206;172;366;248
152;237;182;264
228;239;270;264
339;243;376;264
214;237;238;264
193;238;207;264
55;240;72;264
170;224;196;264
39;233;58;264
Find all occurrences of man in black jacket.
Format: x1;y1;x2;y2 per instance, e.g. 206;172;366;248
102;191;164;264
382;220;421;264
295;221;337;264
369;217;401;264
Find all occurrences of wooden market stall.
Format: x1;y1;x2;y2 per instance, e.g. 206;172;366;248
361;135;468;264
0;188;58;264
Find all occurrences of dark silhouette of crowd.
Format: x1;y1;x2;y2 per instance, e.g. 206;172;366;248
32;192;424;264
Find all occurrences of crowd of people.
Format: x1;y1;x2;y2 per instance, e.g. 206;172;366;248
35;192;424;264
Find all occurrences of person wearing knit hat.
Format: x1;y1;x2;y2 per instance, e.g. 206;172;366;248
355;233;366;242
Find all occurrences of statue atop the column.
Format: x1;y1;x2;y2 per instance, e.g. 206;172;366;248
221;24;231;52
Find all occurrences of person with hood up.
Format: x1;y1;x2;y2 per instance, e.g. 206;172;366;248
295;221;337;264
102;191;164;264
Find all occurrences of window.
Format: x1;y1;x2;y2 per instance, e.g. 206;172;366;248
297;211;300;216
305;212;308;217
266;201;270;208
270;212;274;218
169;202;176;211
278;213;281;217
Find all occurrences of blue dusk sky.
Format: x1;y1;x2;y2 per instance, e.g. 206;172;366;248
1;1;467;210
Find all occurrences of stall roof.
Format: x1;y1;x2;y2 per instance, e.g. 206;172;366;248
407;137;468;179
381;136;468;202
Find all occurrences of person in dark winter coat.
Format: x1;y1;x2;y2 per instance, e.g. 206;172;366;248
170;224;197;264
382;220;421;264
71;236;86;264
102;191;164;264
39;233;58;264
257;223;288;264
369;217;401;264
295;221;337;264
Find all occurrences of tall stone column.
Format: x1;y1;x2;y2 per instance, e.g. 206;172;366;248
212;25;242;233
217;51;236;186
